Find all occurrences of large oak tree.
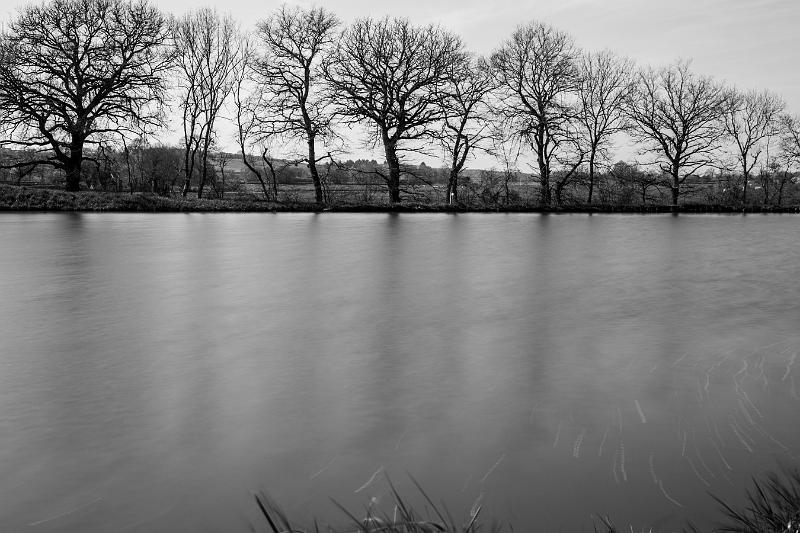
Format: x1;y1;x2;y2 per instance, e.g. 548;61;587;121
0;0;172;191
626;61;726;209
324;17;465;203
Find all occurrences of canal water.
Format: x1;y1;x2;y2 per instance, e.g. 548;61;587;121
1;213;799;531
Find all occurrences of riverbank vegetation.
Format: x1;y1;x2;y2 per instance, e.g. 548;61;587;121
4;183;800;213
1;0;800;211
252;470;800;533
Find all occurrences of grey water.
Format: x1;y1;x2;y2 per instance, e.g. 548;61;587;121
1;212;799;532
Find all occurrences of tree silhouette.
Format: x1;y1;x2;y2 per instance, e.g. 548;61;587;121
0;0;172;191
626;61;726;209
324;17;464;203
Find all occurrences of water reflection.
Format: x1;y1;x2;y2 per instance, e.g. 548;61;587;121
0;213;799;531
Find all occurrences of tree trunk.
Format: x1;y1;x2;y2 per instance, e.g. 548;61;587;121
387;163;401;203
447;168;458;204
554;180;565;207
670;163;680;211
64;160;82;192
218;160;226;199
777;173;787;206
382;134;401;203
445;177;452;203
241;151;270;200
197;147;210;199
182;150;193;197
538;157;551;206
535;127;551;206
742;171;749;206
64;139;84;192
307;136;324;204
587;151;596;205
182;145;193;197
262;154;279;201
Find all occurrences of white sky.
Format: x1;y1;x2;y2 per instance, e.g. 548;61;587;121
3;0;799;168
142;0;800;107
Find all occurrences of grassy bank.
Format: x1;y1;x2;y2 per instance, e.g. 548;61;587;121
0;184;294;212
253;470;800;533
3;185;800;213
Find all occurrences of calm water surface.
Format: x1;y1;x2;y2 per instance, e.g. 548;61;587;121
1;213;799;532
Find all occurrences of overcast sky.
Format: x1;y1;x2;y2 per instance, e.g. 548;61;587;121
3;0;799;164
135;0;799;107
4;0;797;104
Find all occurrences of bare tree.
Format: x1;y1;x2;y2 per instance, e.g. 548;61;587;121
781;114;800;161
174;9;242;198
253;6;339;205
0;0;171;191
438;55;495;204
324;17;465;203
487;119;523;205
625;60;726;209
769;149;798;208
722;88;785;205
490;21;580;206
777;114;800;206
551;121;589;206
576;50;634;204
231;40;299;203
232;38;274;200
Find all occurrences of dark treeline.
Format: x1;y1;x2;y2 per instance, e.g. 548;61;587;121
1;0;800;209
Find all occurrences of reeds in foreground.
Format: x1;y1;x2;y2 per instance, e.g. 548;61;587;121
254;475;506;533
707;468;800;533
253;469;800;533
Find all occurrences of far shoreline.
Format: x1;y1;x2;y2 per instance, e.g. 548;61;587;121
2;184;799;214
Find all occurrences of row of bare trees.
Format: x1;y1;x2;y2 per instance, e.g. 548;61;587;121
491;24;797;209
1;0;799;207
